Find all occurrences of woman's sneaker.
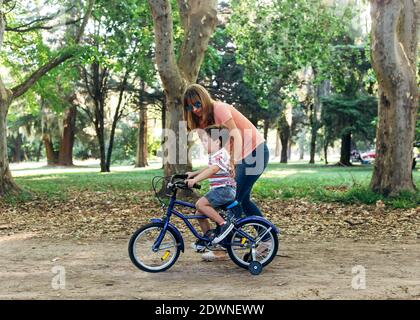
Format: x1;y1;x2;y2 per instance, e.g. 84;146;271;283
256;240;272;256
212;221;234;244
202;250;228;262
191;239;206;252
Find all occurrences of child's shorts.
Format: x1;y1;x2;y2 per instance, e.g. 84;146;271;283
204;186;236;208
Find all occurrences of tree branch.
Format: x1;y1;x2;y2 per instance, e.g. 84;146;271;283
148;0;183;94
177;0;218;83
6;11;62;30
399;0;418;67
81;65;95;101
5;18;82;33
0;12;4;51
75;0;95;44
177;0;190;31
11;50;73;99
78;104;94;124
10;0;95;100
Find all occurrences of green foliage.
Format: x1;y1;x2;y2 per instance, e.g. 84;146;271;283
321;94;377;147
111;123;137;164
227;0;354;107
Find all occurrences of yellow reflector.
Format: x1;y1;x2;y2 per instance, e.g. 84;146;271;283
161;250;170;261
241;238;247;245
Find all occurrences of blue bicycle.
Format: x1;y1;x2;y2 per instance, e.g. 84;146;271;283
128;174;279;275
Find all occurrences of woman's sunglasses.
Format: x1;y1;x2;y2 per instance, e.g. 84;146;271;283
184;101;202;112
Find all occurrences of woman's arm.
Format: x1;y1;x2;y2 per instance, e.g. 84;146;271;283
223;118;243;163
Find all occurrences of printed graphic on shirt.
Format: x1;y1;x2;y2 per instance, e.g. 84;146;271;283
208;148;236;189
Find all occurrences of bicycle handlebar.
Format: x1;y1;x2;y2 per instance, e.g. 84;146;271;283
169;174;201;190
171;174;188;181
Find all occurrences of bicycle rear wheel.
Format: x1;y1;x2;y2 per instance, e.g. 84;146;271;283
128;222;181;273
226;219;278;270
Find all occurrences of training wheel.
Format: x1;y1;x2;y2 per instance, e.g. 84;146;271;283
248;261;262;275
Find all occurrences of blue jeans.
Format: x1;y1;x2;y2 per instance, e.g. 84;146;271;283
204;186;236;208
235;142;269;217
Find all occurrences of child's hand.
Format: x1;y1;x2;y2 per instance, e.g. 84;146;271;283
185;178;197;188
186;171;195;179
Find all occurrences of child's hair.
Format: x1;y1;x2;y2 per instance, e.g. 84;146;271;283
203;124;236;178
204;124;230;148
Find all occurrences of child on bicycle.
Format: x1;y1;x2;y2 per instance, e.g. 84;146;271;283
185;124;236;244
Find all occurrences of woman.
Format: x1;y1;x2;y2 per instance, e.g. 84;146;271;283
184;84;270;261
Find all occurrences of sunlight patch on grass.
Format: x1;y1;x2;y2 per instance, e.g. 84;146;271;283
263;169;318;177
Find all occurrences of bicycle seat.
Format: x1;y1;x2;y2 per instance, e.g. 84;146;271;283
215;200;240;211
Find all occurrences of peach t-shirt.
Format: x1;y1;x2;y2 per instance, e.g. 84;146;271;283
200;101;265;160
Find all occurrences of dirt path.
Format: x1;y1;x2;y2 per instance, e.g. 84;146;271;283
1;233;419;300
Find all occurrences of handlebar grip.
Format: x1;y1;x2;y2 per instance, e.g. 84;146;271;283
193;184;201;190
172;174;188;180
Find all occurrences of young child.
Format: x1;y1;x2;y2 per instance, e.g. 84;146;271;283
185;124;236;244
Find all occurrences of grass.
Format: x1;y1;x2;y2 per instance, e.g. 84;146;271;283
5;162;420;208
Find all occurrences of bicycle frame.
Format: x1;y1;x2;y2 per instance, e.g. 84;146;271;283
152;192;257;251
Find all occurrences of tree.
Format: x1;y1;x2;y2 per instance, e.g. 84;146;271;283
135;81;148;167
79;0;154;172
322;94;377;165
369;0;418;195
227;0;352;164
148;0;218;176
0;0;94;196
321;43;376;166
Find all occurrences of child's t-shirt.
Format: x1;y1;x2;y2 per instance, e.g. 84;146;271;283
208;148;237;189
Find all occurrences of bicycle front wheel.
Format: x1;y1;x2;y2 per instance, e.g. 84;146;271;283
226;219;278;270
128;222;181;273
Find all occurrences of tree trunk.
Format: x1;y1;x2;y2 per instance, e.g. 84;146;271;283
0;82;20;195
309;79;330;164
135;81;148;168
299;132;305;160
136;105;148;167
88;61;109;173
92;100;107;172
275;128;280;158
42;133;59;165
339;132;351;166
0;0;94;197
279;103;293;163
11;133;23;163
309;104;317;164
323;140;328;165
36;141;43;162
263;119;269;141
148;0;218;177
279;115;290;164
162;94;191;176
96;114;107;172
58;105;76;166
369;0;418;195
160;97;166;169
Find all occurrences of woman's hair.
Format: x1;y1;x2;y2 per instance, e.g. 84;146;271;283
183;84;215;131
